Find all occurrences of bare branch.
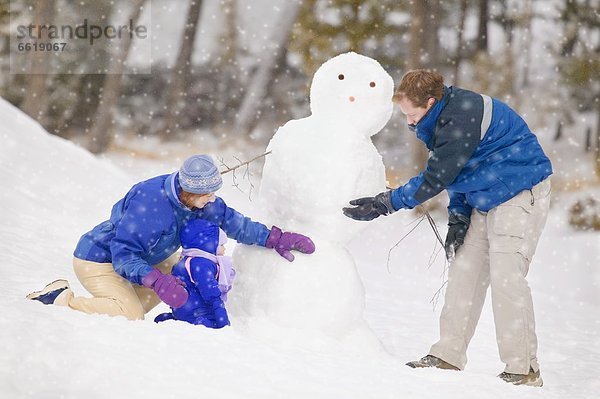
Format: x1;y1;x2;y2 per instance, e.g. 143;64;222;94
427;241;444;270
217;155;243;194
386;214;427;273
216;151;271;201
220;150;272;174
382;198;449;310
421;208;449;310
216;156;231;171
420;205;445;247
243;163;255;201
430;280;448;310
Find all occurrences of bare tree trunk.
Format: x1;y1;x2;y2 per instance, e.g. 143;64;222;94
520;0;534;88
453;0;469;85
87;0;146;154
559;0;578;56
555;121;564;142
476;0;489;53
220;0;238;66
425;0;440;66
21;0;56;123
408;0;431;187
234;1;301;137
499;0;515;46
408;0;427;70
162;0;203;139
408;0;442;69
596;107;600;178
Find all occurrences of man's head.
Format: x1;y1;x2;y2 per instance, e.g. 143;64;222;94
393;69;445;126
178;154;222;209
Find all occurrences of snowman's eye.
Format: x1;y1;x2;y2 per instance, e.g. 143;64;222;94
370;82;376;87
338;74;344;80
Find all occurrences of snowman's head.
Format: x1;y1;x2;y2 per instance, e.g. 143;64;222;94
309;52;394;136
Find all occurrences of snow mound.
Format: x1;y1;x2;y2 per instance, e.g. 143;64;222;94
0;97;132;285
0;97;598;398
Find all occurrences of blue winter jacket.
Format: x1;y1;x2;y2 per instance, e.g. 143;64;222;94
74;172;270;285
167;219;229;328
390;86;553;216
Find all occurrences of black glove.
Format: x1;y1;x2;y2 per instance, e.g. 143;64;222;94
342;191;396;221
444;213;470;261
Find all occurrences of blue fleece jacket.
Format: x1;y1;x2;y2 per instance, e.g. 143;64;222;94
74;172;270;284
391;86;553;216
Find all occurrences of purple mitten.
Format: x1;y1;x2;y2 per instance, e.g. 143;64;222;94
265;226;316;262
142;269;188;309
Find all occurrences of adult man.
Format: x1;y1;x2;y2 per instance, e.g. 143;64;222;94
343;70;552;387
28;154;315;320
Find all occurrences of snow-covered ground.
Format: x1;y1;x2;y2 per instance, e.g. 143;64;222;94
1;97;599;398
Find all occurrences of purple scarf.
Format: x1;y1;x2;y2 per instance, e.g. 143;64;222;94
181;248;236;302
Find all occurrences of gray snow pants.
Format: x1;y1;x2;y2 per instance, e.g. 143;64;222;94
429;178;551;374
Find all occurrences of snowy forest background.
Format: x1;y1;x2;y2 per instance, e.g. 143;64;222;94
0;1;596;159
1;1;599;397
1;0;599;226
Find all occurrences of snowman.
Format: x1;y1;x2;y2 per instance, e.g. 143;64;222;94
230;52;394;340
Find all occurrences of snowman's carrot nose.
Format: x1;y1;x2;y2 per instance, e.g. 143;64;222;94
349;96;355;102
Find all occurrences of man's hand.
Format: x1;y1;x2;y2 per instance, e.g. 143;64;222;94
342;191;396;221
444;213;470;262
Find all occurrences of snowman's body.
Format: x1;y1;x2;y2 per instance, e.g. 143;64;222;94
231;53;394;339
260;117;386;241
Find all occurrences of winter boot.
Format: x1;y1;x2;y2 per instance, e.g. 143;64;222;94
406;355;460;371
26;279;70;305
498;368;543;387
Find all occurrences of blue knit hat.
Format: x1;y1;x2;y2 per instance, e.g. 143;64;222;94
180;219;219;254
178;155;223;194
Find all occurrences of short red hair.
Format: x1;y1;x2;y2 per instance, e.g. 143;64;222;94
393;69;445;107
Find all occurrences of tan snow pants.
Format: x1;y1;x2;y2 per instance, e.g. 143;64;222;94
54;253;180;320
429;179;551;374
